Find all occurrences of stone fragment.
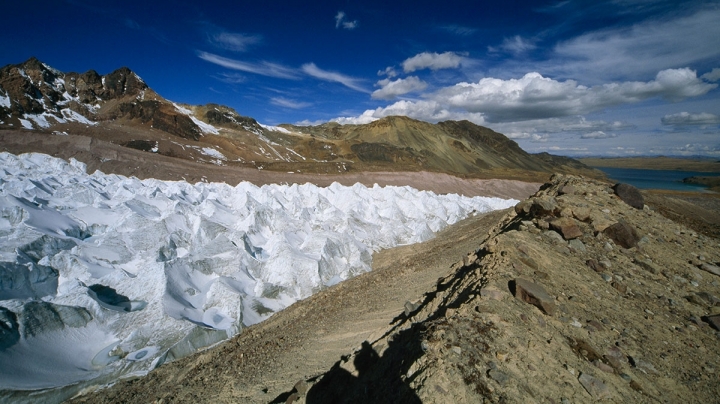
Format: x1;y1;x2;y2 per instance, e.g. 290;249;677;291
594;360;615;373
516;197;559;218
590;215;615;233
294;380;308;396
586;259;603;272
549;217;583;240
613;183;644;209
568;239;586;252
488;369;509;385
603;221;641;249
558;184;577;195
611;282;627;294
513;278;556;315
572;207;591;222
480;288;504;301
704;315;720;331
285;392;300;404
578;373;611;399
634;259;659;274
543;230;567;245
700;263;720;277
560;207;573;217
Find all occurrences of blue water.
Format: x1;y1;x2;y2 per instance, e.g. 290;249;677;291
594;167;720;191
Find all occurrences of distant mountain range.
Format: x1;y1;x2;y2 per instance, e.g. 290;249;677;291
0;57;600;180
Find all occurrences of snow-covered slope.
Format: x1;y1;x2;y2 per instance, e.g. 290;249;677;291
0;152;516;395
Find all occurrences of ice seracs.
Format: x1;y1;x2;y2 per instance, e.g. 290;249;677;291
0;151;517;398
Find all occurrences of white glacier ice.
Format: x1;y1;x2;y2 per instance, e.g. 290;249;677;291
0;152;517;399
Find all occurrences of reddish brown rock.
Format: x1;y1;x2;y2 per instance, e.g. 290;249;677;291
613;183;644;209
549;217;583;240
513;278;556;315
603;221;640;248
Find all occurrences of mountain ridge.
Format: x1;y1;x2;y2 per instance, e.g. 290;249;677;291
0;58;603;181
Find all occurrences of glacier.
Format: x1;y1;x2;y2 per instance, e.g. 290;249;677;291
0;151;516;398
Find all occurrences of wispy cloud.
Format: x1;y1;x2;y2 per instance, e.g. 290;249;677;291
214;72;246;84
580;131;617;139
335;11;358;30
402;52;464;73
198;51;300;79
208;31;262;52
661;112;720;126
439;24;477;36
124;18;140;30
371;76;427;100
545;7;720;82
270;97;312;109
488;35;537;55
301;63;368;92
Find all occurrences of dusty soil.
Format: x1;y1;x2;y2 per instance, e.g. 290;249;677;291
0;130;540;200
643;190;720;238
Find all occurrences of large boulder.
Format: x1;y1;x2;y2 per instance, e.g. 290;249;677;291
613;183;644;209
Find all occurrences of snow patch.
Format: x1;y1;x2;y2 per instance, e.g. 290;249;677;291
19;119;34;129
60;109;97;125
0;91;10;108
260;123;292;134
191;116;220;135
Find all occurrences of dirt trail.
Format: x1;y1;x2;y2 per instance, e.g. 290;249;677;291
71;210;510;403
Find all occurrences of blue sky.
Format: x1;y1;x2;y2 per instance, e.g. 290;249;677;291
2;0;720;157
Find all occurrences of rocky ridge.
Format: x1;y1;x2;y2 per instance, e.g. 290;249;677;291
293;175;720;403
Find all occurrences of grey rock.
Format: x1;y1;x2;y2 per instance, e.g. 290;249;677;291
700;263;720;277
635;259;659;274
578;372;611;399
568;239;586;252
488;369;509;385
613;183;645;209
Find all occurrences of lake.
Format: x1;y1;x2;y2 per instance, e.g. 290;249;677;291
594;167;720;191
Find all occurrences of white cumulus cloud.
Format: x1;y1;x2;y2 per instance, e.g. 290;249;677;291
431;68;716;122
332;100;486;125
702;68;720;82
402;51;464;73
661;112;720;126
371;76;428;100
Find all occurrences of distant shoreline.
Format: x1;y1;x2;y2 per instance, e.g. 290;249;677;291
579;156;720;172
